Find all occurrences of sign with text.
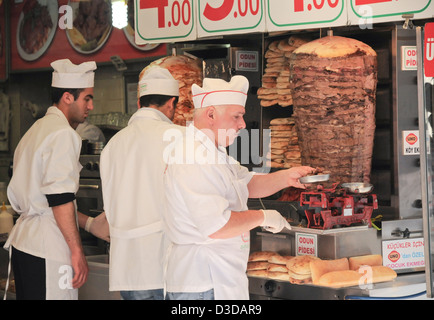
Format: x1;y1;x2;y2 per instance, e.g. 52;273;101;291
197;0;265;38
424;23;434;77
382;238;425;271
266;0;347;32
402;130;420;155
235;50;259;71
296;233;317;256
401;46;417;71
134;0;196;44
348;0;434;27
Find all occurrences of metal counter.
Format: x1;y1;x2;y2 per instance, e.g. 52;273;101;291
248;272;428;300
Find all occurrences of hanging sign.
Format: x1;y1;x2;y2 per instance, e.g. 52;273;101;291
348;0;434;27
265;0;347;32
424;23;434;78
134;0;196;44
197;0;265;38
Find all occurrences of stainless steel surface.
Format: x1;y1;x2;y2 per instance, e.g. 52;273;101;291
78;255;120;300
299;174;330;184
248;272;428;300
392;26;422;220
416;25;434;298
382;218;423;240
341;182;373;194
256;226;381;260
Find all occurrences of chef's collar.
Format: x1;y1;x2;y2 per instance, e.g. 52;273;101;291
128;107;173;126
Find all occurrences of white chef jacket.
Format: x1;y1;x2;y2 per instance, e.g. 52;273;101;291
5;106;82;299
100;107;184;291
163;125;253;300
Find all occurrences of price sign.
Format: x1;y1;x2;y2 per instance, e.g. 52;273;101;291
266;0;346;32
348;0;434;26
424;23;434;78
197;0;265;38
135;0;196;44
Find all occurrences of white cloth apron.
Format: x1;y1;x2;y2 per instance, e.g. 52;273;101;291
163;125;252;300
4;107;82;300
100;108;182;291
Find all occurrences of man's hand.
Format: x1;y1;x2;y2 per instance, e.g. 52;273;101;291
85;212;110;242
285;166;316;189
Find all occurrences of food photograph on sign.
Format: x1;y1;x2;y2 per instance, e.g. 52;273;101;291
65;0;112;54
16;0;58;61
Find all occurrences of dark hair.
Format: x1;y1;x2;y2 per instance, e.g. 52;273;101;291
51;87;85;104
139;94;178;109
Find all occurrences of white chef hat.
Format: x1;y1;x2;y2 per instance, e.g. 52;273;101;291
51;59;97;88
192;75;249;109
138;66;179;97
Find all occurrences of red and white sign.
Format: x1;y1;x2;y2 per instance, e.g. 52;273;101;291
402;130;420;155
401;46;417;71
135;0;196;44
134;0;434;43
197;0;265;38
296;233;317;256
266;0;347;32
348;0;434;26
235;51;258;71
382;238;425;271
424;22;434;77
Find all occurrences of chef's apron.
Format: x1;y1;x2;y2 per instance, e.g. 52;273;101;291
5;208;78;299
174;129;251;300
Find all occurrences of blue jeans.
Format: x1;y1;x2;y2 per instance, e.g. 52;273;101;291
166;289;215;300
120;289;164;300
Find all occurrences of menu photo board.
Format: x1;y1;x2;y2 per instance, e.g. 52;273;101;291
11;0;167;71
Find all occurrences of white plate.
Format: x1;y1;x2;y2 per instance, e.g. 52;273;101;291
123;23;160;51
16;0;58;62
65;0;112;54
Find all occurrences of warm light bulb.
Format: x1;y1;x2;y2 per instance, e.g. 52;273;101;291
112;0;128;29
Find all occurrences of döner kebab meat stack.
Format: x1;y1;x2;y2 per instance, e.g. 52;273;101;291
289;35;377;183
141;55;203;126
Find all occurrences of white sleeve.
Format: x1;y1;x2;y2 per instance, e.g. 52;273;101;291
40;129;81;196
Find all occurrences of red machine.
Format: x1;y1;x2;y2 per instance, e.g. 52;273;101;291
300;183;378;230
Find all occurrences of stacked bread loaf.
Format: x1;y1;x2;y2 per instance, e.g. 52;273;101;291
247;251;294;280
258;36;309;108
141;55;203;126
267;117;301;169
247;252;397;288
289;35;377;183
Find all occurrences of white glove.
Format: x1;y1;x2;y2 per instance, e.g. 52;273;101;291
260;210;291;233
85;212;110;242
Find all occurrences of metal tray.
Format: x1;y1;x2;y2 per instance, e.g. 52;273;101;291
341;182;373;194
299;174;330;184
